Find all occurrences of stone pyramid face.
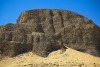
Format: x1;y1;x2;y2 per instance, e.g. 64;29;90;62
0;9;100;57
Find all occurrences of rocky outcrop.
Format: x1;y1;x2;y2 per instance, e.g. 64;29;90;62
0;9;100;57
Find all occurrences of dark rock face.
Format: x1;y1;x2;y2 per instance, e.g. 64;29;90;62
0;9;100;57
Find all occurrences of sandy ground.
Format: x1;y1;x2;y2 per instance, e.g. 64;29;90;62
0;48;100;67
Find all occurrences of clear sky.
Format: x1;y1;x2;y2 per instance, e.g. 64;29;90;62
0;0;100;27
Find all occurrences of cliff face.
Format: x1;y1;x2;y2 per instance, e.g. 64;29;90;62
0;9;100;57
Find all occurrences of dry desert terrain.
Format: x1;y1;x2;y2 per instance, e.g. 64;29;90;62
0;48;100;67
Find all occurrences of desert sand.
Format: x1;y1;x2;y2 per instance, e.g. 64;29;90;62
0;48;100;67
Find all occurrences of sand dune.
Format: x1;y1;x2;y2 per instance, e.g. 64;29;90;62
0;48;100;67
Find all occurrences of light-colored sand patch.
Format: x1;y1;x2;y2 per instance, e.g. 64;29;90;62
0;48;100;67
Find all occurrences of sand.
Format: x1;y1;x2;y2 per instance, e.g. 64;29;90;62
0;48;100;67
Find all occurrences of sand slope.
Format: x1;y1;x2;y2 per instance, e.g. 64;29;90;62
0;48;100;67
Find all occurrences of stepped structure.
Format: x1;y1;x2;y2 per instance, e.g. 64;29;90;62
0;9;100;57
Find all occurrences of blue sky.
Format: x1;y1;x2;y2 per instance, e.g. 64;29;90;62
0;0;100;27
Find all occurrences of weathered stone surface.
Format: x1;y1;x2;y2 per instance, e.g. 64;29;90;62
32;32;51;57
0;41;32;57
5;32;13;41
0;9;100;57
32;32;65;57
